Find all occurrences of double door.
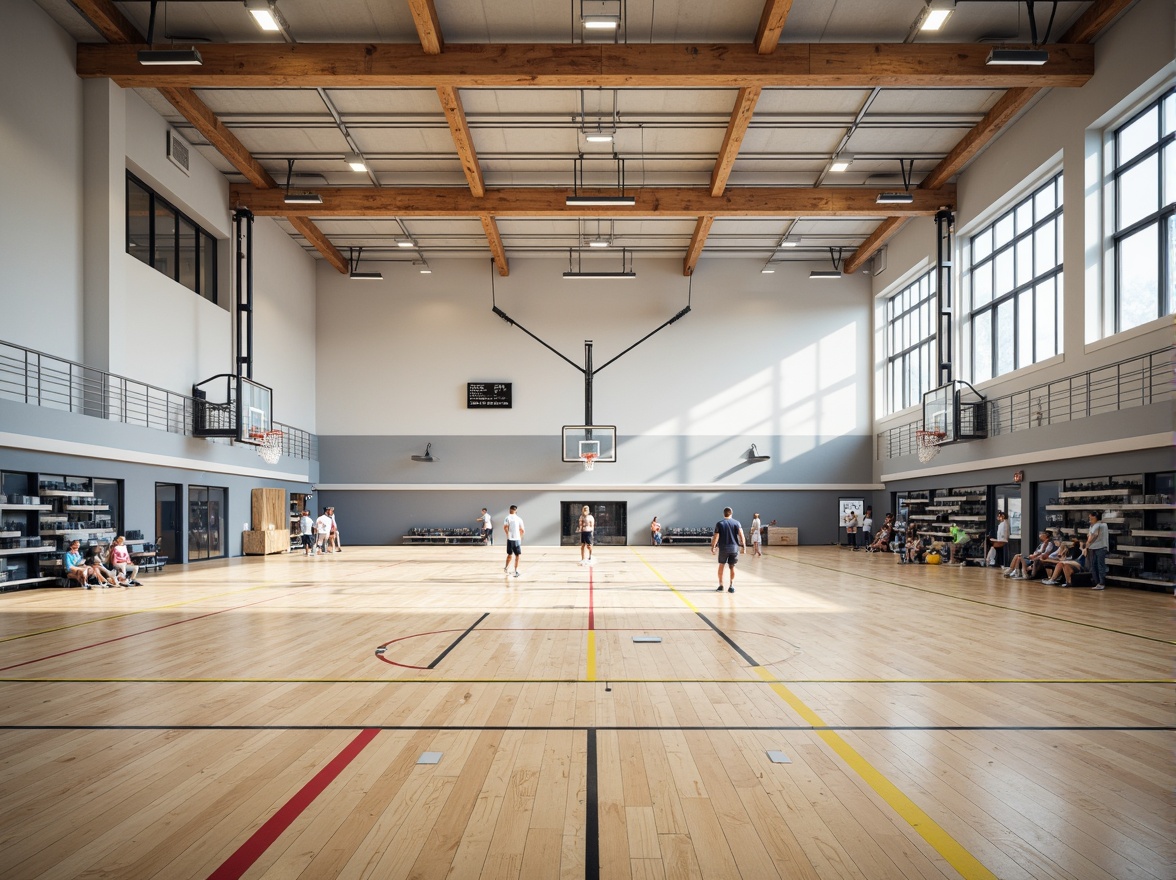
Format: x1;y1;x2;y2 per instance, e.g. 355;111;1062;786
561;501;627;546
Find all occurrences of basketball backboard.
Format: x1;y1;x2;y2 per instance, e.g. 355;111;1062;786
562;425;617;463
922;383;955;442
238;377;273;443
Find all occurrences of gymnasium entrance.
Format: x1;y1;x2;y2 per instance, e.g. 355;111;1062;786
560;501;627;545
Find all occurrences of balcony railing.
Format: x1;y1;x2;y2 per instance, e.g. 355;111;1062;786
0;339;317;461
878;346;1173;460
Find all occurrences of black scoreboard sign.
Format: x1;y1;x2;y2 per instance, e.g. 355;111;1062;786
467;382;512;408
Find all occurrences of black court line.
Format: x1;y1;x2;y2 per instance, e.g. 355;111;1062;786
427;612;489;669
696;612;760;666
770;553;1175;646
585;728;599;880
6;724;1166;734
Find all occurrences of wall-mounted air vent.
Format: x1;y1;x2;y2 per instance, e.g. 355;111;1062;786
166;130;190;175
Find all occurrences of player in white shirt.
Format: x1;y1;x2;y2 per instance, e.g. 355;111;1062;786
502;505;525;577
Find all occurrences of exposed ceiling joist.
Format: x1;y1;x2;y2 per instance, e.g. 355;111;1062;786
436;86;486;197
407;0;444;55
683;215;715;276
287;218;347;274
710;87;762;198
754;0;794;54
228;184;954;218
75;42;1095;89
67;0;139;43
481;215;509;276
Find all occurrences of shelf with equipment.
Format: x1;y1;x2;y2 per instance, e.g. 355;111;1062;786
1043;473;1173;591
0;471;55;590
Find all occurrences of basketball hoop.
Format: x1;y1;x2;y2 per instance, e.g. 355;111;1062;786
915;429;946;463
580;452;597;471
254;430;283;464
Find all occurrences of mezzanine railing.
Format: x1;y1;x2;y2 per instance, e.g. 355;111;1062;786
878;346;1173;460
0;340;316;461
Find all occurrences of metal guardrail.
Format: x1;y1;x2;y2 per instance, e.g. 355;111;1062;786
878;346;1173;460
0;340;317;461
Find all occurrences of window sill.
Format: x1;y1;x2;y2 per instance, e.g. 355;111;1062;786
973;353;1066;394
1085;315;1173;354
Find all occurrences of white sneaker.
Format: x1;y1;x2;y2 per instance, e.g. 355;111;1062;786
1010;571;1022;579
1042;579;1059;585
1002;567;1012;575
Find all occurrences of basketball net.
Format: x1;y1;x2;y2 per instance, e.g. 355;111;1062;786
915;430;946;463
256;430;283;464
581;452;597;471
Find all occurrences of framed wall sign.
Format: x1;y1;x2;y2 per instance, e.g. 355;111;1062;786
467;382;512;408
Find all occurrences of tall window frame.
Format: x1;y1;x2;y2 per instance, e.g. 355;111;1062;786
1109;86;1175;334
125;171;219;305
965;172;1064;383
884;269;937;414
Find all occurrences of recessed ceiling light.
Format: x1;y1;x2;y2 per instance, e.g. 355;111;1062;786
246;0;285;32
920;1;955;32
397;239;416;248
583;16;620;29
588;239;611;248
585;132;614;143
830;153;853;172
344;152;367;172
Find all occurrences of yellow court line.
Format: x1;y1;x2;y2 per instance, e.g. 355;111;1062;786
0;580;296;644
586;630;596;681
634;546;999;880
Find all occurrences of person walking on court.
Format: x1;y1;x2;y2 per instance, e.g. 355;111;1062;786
479;508;493;545
650;516;662;545
749;513;763;556
326;507;342;552
314;508;333;555
711;507;746;592
299;509;314;556
578;505;595;565
1085;510;1109;590
503;505;524;578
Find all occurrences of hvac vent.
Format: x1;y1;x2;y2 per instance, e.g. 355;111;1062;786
166;130;190;175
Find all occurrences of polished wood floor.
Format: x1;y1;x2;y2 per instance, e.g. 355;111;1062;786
0;545;1170;879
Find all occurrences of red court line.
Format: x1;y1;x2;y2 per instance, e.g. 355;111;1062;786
207;727;380;880
0;588;321;673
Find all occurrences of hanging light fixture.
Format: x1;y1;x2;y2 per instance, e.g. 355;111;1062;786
877;159;916;205
282;159;322;205
347;247;382;281
566;153;635;206
810;247;845;280
137;1;203;65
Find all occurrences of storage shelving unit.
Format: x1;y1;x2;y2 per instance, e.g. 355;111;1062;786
0;469;54;590
1043;473;1173;592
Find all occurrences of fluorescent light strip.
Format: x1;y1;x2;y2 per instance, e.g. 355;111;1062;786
986;48;1049;66
283;193;323;205
563;272;637;280
876;192;914;204
348;272;383;281
137;48;203;66
566;196;636;206
809;270;843;279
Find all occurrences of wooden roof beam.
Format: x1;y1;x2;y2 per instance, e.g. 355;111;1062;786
76;42;1095;89
754;0;794;54
287;217;348;274
437;86;486;197
710;87;761;197
228;184;954;218
683;216;715;276
407;0;444;55
481;216;509;276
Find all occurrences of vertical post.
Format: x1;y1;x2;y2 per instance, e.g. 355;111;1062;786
234;209;255;380
935;208;954;387
584;340;594;425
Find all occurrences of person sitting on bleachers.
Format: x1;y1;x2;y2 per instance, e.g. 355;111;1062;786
84;544;120;587
1004;531;1056;579
63;539;95;588
1041;539;1086;586
906;533;928;564
947;523;971;564
108;535;142;586
867;522;892;552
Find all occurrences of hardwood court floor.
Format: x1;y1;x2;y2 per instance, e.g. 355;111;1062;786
0;545;1170;880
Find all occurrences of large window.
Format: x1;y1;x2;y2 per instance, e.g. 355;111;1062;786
884;269;936;414
126;172;219;305
966;173;1063;382
1111;87;1175;333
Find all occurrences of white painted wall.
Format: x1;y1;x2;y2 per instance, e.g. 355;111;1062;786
315;255;873;441
873;0;1175;430
0;0;85;358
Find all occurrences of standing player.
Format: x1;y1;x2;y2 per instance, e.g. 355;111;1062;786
710;507;746;592
502;505;525;578
299;509;314;556
578;505;595;565
479;508;493;545
314;507;333;555
749;512;763;557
